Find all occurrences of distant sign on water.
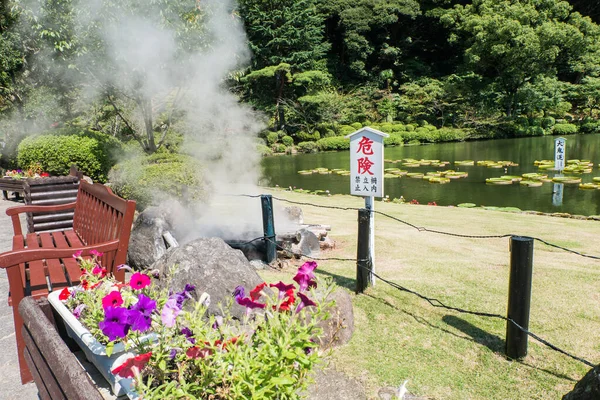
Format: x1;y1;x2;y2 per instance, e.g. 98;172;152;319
346;127;388;198
554;137;566;171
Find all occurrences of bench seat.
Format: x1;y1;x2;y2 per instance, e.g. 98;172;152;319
0;181;136;384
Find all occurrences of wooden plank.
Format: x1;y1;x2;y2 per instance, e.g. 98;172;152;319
39;232;68;291
25;233;49;298
23;348;52;400
51;231;82;286
19;297;104;400
12;235;26;294
22;328;66;399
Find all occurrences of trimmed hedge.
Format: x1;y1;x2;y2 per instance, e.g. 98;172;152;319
297;141;317;153
553;123;578;135
108;153;207;210
316;137;350;151
17;132;121;182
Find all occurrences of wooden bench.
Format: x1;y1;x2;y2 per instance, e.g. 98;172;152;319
0;180;136;383
19;297;104;400
24;175;81;233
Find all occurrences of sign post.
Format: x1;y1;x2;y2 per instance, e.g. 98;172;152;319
553;137;566;207
346;127;389;288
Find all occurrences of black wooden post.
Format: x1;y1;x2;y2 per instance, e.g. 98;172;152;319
356;208;372;294
506;235;534;360
261;194;277;263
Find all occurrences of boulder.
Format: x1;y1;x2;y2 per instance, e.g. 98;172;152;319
283;206;304;224
152;237;264;319
316;288;354;349
128;206;176;270
306;368;366;400
563;365;600;400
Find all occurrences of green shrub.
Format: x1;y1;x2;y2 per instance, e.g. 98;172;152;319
553;123;578;135
579;121;600;133
297;141;317;153
379;123;393;134
405;125;415;132
435;128;471;142
295;131;320;142
426;125;437;131
515;116;529;127
391;124;406;132
316;137;350;151
541;117;556;129
350;122;363;130
384;133;404;146
415;127;434;142
108;153;207;210
17;133;120;182
528;117;542;127
266;131;279;146
526;126;545;136
323;129;336;138
339;125;356;136
281;135;294;146
273;143;287;153
276;130;287;139
256;144;273;156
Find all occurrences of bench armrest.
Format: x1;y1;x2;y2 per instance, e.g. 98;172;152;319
0;240;120;268
6;202;76;236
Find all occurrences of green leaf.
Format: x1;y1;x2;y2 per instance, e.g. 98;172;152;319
270;376;294;386
105;341;114;357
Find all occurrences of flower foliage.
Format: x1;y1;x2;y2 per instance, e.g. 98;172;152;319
61;255;334;399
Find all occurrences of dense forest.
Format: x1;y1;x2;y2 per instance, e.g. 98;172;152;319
1;0;600;164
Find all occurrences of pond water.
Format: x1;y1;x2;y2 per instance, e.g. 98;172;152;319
261;134;600;216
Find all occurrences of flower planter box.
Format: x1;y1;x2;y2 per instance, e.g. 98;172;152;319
0;177;26;199
48;290;142;398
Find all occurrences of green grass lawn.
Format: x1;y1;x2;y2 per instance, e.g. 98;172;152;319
258;189;600;400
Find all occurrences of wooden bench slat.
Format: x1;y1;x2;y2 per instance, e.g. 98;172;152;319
39;232;69;291
12;235;26;298
25;233;49;298
19;297;104;400
51;231;82;286
23;329;67;399
23;349;52;400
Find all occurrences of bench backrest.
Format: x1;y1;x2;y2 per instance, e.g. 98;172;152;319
19;297;104;400
72;181;136;281
24;176;80;233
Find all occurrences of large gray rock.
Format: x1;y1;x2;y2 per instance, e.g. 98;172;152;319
152;237;264;319
563;365;600;400
306;368;366;400
128;206;175;270
316;288;355;349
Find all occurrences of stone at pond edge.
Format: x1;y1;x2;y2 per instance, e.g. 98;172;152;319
315;288;354;349
562;364;600;400
152;237;264;320
305;368;366;400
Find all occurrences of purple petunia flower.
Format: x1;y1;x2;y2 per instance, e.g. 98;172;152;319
161;297;181;327
181;327;196;344
269;281;296;300
169;348;178;360
127;309;152;332
295;292;317;313
99;306;131;341
73;304;86;319
293;262;318;292
132;293;157;317
233;286;245;301
237;297;266;309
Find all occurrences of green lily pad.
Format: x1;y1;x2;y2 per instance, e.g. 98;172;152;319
520;180;543;187
457;203;477;208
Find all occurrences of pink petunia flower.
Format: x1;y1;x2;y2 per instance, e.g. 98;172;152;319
129;272;151;290
102;291;124;309
90;249;104;258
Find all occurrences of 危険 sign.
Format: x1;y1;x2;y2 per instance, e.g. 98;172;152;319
345;127;389;197
554;137;566;171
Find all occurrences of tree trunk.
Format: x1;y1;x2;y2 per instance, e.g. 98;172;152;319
275;71;286;131
139;96;156;153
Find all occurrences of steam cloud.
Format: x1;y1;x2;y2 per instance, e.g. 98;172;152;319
17;0;295;241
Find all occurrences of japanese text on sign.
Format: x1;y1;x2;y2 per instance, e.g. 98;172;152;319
554;137;566;171
347;127;387;197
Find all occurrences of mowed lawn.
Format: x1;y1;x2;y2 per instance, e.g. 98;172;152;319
258;189;600;400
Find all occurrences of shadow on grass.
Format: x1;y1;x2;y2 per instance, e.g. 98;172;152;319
315;269;355;291
442;315;504;353
365;294;578;382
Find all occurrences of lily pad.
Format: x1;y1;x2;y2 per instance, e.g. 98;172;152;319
520;180;543;187
593;177;600;183
407;173;424;179
298;170;313;175
486;177;513;185
428;177;451;184
579;183;600;190
455;160;475;166
457;203;477;208
501;175;523;182
552;176;582;184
